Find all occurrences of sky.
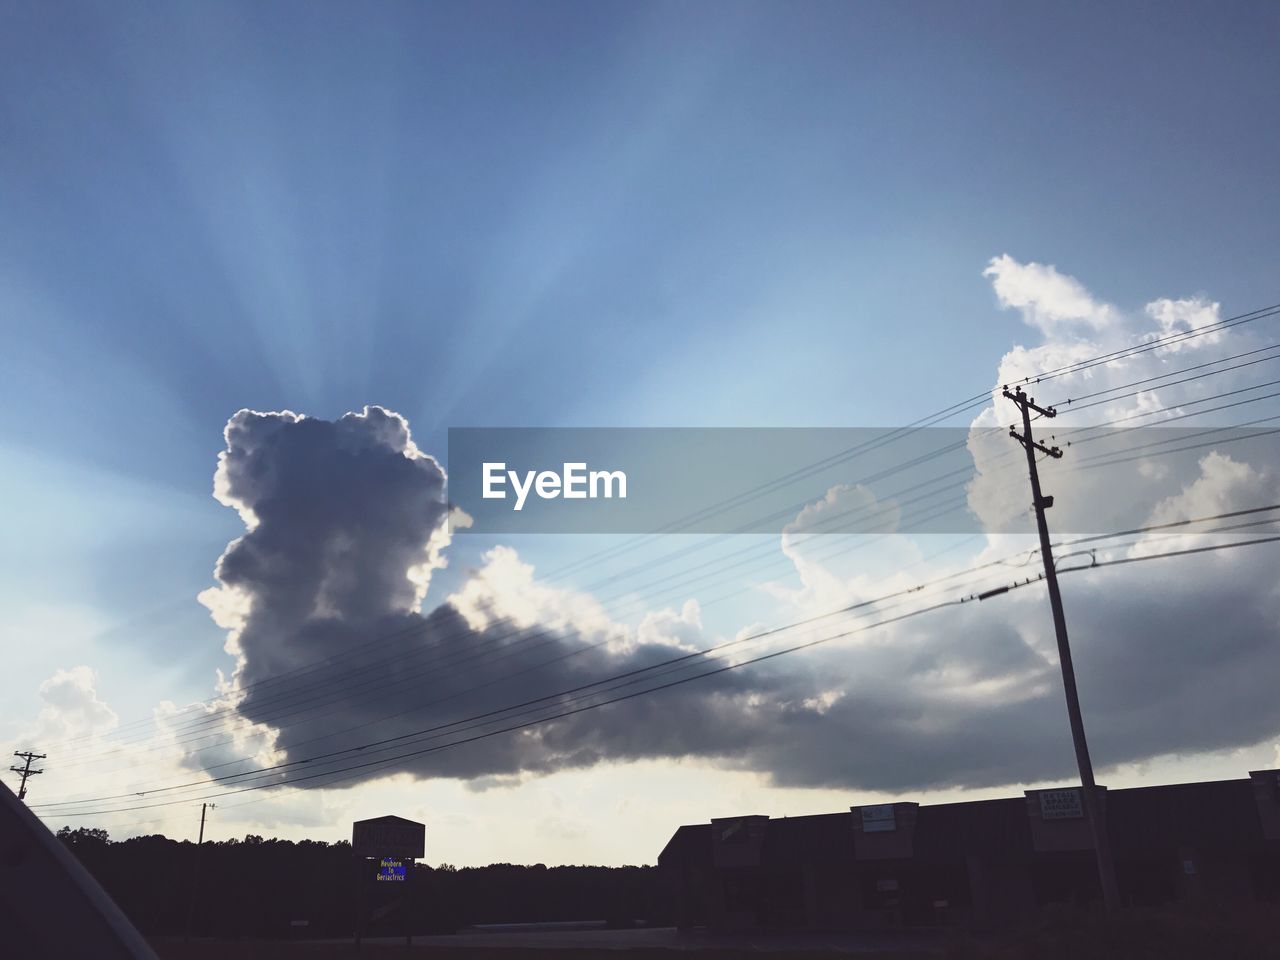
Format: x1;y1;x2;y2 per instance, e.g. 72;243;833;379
2;0;1279;865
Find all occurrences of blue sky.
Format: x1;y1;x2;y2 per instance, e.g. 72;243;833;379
2;1;1279;852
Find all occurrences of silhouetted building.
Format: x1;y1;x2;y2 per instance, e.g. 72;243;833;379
658;770;1280;930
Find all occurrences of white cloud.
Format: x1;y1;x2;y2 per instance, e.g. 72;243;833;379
1145;296;1224;353
983;254;1122;337
1147;452;1272;528
24;261;1280;855
32;666;118;742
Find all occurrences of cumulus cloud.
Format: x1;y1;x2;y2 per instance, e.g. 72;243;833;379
1;669;220;838
200;406;453;659
737;257;1280;790
189;408;788;787
894;258;1280;786
1146;452;1274;528
983;254;1122;337
174;262;1279;799
761;484;924;611
32;666;118;742
1145;296;1225;353
967;257;1277;537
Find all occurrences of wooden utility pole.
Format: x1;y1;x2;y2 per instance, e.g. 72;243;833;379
1004;386;1121;911
10;751;45;801
185;802;214;941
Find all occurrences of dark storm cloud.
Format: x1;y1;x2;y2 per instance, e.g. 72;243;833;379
197;406;1280;794
739;569;1280;793
198;407;776;785
210;406;450;656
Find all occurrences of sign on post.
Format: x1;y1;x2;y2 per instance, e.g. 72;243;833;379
351;816;425;948
352;815;426;859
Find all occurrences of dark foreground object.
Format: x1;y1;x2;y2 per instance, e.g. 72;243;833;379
151;905;1280;960
0;781;159;959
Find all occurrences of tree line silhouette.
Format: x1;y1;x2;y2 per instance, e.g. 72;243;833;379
56;827;675;939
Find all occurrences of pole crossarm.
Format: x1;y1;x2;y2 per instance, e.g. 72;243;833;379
1009;428;1063;460
1002;385;1058;419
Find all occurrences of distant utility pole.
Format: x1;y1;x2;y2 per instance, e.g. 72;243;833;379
1004;386;1121;912
10;750;45;801
185;802;215;942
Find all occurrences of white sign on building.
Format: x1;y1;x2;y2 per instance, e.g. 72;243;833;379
1038;789;1084;820
860;804;897;833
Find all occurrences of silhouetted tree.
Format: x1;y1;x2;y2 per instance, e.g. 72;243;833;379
53;828;674;938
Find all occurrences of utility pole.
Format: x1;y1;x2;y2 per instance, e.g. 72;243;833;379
185;802;214;942
1004;386;1121;912
10;751;45;801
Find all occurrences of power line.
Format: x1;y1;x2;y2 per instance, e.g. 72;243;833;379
27;301;1280;835
46;496;983;789
1062;394;1280;446
1052;503;1280;549
34;567;995;809
1059;372;1280;419
54;305;1280;754
1007;303;1280;389
30;596;984;818
43;528;1280;833
56;509;1141;810
43;305;1280;771
48;471;982;772
48;405;1279;778
1073;423;1280;472
1047;341;1280;409
138;359;1277;758
39;528;1280;822
33;518;1280;818
547;306;1280;585
45;396;1206;766
50;434;1013;773
45;405;1280;777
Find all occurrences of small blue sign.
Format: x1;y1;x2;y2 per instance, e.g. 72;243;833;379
376;858;406;882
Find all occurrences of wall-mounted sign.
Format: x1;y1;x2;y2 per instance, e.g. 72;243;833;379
1038;789;1084;820
861;804;897;833
376;858;406;882
713;816;767;844
352;815;425;859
